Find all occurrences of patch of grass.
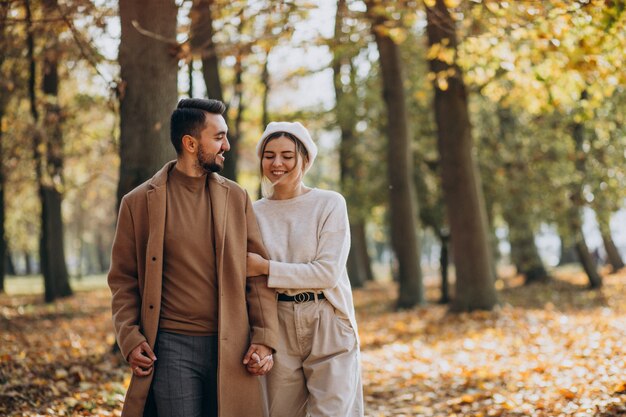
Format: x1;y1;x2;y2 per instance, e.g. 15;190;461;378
3;274;109;296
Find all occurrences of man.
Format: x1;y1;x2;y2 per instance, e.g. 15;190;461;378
108;98;278;417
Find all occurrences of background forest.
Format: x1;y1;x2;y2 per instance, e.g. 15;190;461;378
1;0;625;416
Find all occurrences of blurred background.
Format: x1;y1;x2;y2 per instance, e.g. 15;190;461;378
0;0;624;310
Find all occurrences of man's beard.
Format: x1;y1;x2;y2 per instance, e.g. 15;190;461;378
197;145;223;173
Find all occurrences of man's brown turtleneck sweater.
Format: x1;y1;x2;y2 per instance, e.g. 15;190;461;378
159;166;217;335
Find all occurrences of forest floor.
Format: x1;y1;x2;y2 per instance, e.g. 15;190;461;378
1;267;625;416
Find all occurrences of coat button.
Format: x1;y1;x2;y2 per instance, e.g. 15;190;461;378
152;257;156;261
149;305;154;309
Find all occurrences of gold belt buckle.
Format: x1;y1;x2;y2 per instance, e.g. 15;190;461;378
295;293;309;303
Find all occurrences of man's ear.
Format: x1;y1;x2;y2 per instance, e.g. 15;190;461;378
182;135;196;153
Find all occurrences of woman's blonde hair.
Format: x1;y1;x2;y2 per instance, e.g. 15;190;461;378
259;132;310;198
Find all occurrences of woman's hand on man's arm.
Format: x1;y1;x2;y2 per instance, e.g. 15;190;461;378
246;252;270;277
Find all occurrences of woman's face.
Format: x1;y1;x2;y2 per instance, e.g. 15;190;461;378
261;136;302;187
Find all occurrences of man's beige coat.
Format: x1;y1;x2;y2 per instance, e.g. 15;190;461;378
108;161;279;417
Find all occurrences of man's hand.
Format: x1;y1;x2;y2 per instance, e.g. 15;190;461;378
128;341;157;377
246;252;269;277
243;343;274;376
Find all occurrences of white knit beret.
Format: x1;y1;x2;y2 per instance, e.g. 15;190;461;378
256;121;318;173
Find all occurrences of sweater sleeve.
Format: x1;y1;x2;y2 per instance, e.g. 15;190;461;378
107;197;147;361
267;195;351;290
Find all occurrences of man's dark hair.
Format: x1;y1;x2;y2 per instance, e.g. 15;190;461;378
170;98;226;155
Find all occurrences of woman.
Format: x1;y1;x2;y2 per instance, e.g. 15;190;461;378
246;121;363;417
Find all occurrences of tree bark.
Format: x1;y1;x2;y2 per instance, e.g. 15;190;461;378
600;228;624;271
426;0;497;311
0;1;9;293
367;2;423;308
117;0;177;204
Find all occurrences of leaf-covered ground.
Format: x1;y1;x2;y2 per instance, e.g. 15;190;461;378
1;268;625;416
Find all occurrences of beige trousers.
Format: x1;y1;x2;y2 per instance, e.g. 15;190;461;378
265;298;363;417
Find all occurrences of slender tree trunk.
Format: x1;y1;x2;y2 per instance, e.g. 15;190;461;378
41;0;72;301
496;106;549;284
569;97;602;288
367;1;423;308
0;2;8;293
5;250;15;276
439;231;450;304
261;50;270;129
224;53;244;182
188;59;194;97
559;239;578;265
575;231;601;288
24;252;32;275
507;216;549;284
189;0;237;180
258;49;271;200
426;0;497;311
599;223;624;271
0;110;5;293
334;0;374;289
96;233;109;273
117;0;177;204
26;0;72;301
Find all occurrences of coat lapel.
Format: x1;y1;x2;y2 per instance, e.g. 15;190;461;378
209;174;229;281
143;162;173;347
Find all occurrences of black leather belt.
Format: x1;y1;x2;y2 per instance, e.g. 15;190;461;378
277;292;325;303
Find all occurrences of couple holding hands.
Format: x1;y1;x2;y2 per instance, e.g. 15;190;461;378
108;98;363;417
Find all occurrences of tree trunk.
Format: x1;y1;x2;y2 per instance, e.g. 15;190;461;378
224;53;244;182
569;97;602;288
41;0;72;301
439;231;450;304
575;230;602;288
24;252;32;275
367;1;423;308
559;241;579;265
0;110;5;293
346;222;371;288
26;0;72;302
188;59;194;97
258;49;271;200
426;0;497;311
5;250;15;276
507;219;549;284
334;0;374;289
601;230;624;271
96;233;109;273
117;0;177;204
190;0;237;180
0;2;8;293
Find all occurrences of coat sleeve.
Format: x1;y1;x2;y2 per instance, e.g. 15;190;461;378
267;195;351;290
244;191;279;351
107;197;147;361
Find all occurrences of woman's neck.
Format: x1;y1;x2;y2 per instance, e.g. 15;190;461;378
271;182;309;200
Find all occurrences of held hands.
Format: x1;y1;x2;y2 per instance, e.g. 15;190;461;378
246;252;269;277
128;341;157;377
243;344;274;376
